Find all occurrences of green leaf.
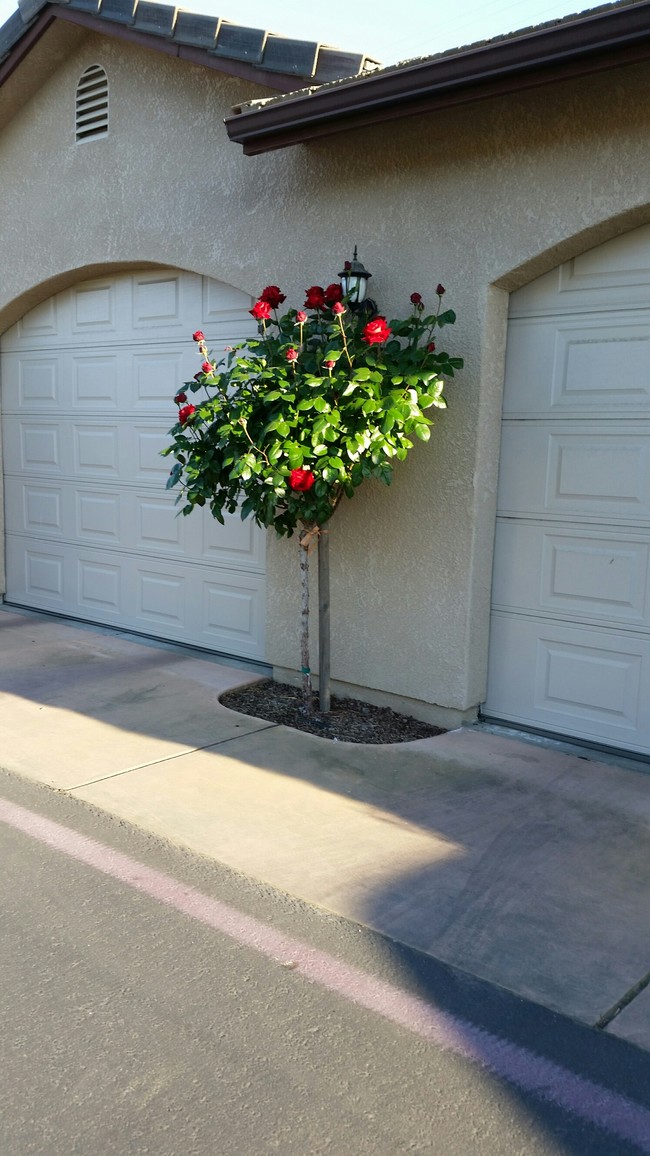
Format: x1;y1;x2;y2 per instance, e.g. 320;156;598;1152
437;309;456;326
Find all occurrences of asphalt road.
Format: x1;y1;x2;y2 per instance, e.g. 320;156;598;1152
2;768;650;1156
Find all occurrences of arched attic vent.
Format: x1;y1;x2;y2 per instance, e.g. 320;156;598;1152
76;65;109;142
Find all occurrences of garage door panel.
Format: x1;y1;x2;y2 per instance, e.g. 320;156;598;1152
2;268;266;661
510;223;650;316
199;572;265;657
201;509;266;570
486;614;650;753
497;423;650;521
504;315;650;416
203;277;255;316
492;521;650;627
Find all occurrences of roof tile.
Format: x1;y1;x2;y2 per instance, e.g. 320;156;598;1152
314;47;379;84
212;21;265;63
0;9;25;61
133;0;176;37
172;9;219;49
99;0;137;24
259;35;318;77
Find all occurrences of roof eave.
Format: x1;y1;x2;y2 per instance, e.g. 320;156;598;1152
225;0;650;153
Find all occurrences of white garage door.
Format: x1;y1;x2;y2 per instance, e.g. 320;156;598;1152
1;268;266;660
485;225;650;755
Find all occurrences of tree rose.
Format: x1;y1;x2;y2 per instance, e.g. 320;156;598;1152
362;317;392;345
192;330;205;342
250;300;272;320
260;285;286;308
289;468;315;492
178;404;196;424
304;286;325;309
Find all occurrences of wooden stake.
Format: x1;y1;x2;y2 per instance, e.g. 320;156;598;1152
298;525;313;712
318;523;331;713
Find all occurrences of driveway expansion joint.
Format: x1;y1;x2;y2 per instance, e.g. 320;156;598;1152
66;722;279;789
595;970;650;1030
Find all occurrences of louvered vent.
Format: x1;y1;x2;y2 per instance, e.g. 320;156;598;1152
76;65;109;142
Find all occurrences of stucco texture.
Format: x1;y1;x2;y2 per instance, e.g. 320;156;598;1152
2;26;650;721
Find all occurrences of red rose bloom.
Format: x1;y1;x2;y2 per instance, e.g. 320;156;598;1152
436;283;446;296
192;330;205;342
324;283;343;306
332;301;346;315
260;285;286;309
201;360;214;374
178;404;196;424
285;347;298;362
250;300;272;321
175;391;187;404
289;468;315;492
295;310;308;324
410;292;422;305
304;286;325;310
362;317;392;345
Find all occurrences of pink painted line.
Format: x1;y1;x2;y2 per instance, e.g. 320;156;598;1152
2;795;649;1151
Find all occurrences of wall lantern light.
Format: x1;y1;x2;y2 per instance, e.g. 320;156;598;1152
339;246;376;313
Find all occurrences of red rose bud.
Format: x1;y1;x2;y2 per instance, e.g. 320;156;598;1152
295;311;308;324
436;283;446;296
201;360;214;374
178;404;196;424
331;301;346;315
192;330;205;342
324;283;343;306
250;300;272;320
290;468;315;492
260;285;286;309
194;372;203;382
304;286;325;310
410;292;422;304
427;341;436;352
175;391;187;404
324;360;336;369
285;347;298;362
362;317;392;345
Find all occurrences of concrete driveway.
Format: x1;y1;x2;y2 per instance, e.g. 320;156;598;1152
1;606;648;1051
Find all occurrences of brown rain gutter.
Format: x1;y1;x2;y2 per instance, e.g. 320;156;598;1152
225;1;650;153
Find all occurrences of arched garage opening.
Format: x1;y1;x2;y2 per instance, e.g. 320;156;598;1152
1;266;266;661
485;223;650;756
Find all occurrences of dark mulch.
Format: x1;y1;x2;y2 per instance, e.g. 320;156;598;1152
220;679;445;745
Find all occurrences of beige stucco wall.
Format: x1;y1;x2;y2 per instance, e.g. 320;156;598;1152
2;26;650;722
